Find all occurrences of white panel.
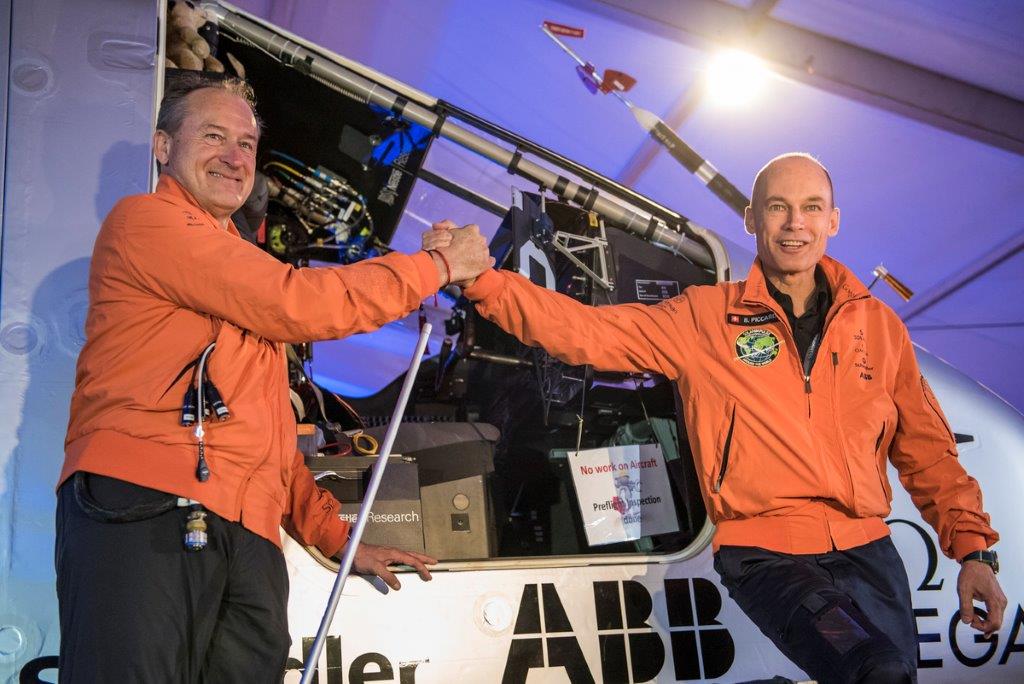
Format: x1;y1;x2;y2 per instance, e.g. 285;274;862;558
0;0;158;678
0;1;8;238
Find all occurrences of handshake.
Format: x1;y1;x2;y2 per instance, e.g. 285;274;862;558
421;219;494;289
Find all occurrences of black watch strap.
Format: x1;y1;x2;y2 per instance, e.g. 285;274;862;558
960;549;999;574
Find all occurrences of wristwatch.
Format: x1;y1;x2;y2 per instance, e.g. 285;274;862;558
960;549;999;574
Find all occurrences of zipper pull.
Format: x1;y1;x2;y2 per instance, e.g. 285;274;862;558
804;375;812;393
832;351;838;367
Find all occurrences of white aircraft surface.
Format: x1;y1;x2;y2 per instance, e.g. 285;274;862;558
1;2;1021;682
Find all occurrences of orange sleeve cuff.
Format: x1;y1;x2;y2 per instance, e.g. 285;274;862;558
410;250;441;298
950;533;990;561
463;268;504;301
317;518;350;559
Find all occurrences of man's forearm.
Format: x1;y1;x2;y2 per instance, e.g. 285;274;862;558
465;269;690;378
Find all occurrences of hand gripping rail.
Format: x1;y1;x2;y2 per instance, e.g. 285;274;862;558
202;3;730;282
300;324;433;684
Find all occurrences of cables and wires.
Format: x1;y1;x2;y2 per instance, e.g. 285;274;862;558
350;431;379;455
262;150;382;264
179;342;231;482
192;343;217;482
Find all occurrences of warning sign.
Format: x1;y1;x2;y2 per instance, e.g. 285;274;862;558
568;444;678;545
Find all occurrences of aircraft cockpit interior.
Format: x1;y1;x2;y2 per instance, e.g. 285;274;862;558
178;3;727;567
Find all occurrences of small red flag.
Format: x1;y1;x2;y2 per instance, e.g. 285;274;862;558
543;20;585;39
599;69;636;94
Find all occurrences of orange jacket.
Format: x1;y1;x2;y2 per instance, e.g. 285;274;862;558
465;256;997;559
62;175;439;556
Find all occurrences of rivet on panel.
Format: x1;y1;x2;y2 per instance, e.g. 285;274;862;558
11;58;55;96
0;625;25;657
0;322;40;355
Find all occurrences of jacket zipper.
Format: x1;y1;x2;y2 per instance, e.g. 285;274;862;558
796;298;859;415
921;377;957;444
802;332;822;394
743;290;865;416
714;405;737;492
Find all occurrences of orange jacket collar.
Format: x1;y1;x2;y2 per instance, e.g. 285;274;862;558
740;255;871;312
155;173;241;237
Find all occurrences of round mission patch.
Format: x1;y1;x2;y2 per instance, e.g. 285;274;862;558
735;328;781;367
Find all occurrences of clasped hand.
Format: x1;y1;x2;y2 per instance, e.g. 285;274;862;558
422;219;493;287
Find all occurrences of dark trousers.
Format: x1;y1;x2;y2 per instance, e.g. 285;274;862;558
55;474;290;683
714;536;917;684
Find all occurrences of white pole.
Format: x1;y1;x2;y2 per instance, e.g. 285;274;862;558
300;323;432;684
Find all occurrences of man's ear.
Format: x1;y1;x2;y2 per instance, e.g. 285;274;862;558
828;206;840;237
153;130;171;166
743;206;756;236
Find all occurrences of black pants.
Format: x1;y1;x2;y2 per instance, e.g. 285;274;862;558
714;537;917;684
55;474;290;683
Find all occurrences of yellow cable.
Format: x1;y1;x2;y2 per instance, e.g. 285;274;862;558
264;160;305;180
351;431;379;455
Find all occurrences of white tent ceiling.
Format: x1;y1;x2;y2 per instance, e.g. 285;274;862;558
232;0;1024;411
762;0;1024;100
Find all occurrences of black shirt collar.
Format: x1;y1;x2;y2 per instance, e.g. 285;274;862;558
766;266;831;320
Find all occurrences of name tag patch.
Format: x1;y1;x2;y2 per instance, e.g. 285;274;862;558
727;311;779;326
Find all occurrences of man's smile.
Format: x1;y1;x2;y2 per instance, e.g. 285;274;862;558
208;170;242;183
777;239;809;252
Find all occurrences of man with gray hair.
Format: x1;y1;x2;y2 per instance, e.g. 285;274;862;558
429;152;1005;682
56;73;493;681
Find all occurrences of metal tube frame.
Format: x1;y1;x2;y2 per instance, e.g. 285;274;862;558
300;325;433;684
204;3;731;282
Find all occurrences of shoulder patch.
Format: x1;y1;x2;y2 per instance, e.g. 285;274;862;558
727;311;779;326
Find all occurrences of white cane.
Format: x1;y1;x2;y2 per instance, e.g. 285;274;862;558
300;323;432;684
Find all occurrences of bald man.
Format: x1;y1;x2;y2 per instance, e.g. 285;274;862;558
428;153;1005;683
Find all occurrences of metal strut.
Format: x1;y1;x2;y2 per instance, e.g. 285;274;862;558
550;226;614;292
